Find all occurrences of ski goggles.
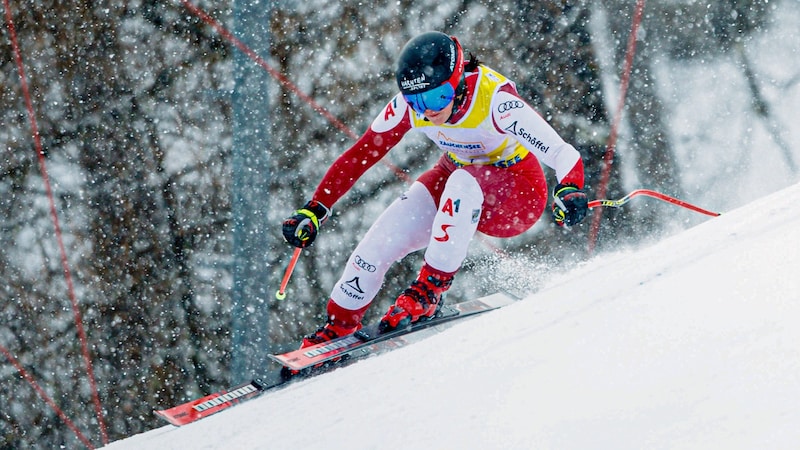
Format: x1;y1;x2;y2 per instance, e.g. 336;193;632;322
403;82;456;114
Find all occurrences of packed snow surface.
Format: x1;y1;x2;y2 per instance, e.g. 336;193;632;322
105;182;800;449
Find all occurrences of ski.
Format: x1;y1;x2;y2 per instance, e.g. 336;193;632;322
155;292;516;426
155;379;268;426
270;292;516;371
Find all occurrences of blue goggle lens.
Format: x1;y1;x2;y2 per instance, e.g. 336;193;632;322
403;83;456;114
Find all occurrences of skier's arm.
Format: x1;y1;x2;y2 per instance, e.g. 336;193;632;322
313;94;412;207
284;96;411;248
492;84;584;188
492;84;588;226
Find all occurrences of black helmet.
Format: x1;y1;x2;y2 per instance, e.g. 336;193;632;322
396;32;465;112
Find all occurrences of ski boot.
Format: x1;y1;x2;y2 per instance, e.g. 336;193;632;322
379;264;455;332
300;299;368;348
300;321;362;349
281;300;367;378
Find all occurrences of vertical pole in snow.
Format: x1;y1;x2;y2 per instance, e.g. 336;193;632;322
231;1;273;379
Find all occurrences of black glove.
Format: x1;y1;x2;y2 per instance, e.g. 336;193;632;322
282;200;331;248
552;183;588;227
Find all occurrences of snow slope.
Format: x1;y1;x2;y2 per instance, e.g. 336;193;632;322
104;183;800;450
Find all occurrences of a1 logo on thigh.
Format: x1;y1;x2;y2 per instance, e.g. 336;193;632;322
440;197;461;216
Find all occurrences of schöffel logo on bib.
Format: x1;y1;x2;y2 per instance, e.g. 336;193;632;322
401;74;430;91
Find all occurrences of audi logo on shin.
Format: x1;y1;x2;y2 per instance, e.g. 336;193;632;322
497;100;524;113
354;255;377;272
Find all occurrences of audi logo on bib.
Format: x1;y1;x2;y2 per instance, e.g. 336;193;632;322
497;100;523;113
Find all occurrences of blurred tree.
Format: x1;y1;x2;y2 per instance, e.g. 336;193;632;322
596;0;682;239
2;0;233;446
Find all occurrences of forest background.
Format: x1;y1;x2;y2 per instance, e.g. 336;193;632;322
1;0;796;448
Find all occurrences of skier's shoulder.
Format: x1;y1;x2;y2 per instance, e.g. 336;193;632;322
369;93;413;135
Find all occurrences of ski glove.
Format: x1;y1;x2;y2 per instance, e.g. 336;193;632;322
282;200;331;248
552;183;589;227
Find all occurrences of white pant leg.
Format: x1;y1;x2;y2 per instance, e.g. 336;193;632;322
330;182;437;310
424;169;483;273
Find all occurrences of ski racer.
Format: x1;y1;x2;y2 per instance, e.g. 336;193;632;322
282;31;588;348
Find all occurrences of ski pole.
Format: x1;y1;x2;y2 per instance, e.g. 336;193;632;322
588;189;721;217
275;247;302;300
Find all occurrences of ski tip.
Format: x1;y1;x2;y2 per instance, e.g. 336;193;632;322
154;408;190;427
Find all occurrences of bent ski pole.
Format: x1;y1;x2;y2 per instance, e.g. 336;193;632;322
275;247;302;300
588;189;720;217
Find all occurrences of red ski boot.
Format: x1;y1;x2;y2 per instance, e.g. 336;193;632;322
281;300;370;378
379;264;455;332
300;299;368;349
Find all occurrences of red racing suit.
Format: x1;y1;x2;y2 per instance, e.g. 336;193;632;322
309;64;585;310
313;64;584;238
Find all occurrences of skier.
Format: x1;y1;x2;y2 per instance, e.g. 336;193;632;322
282;31;588;348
